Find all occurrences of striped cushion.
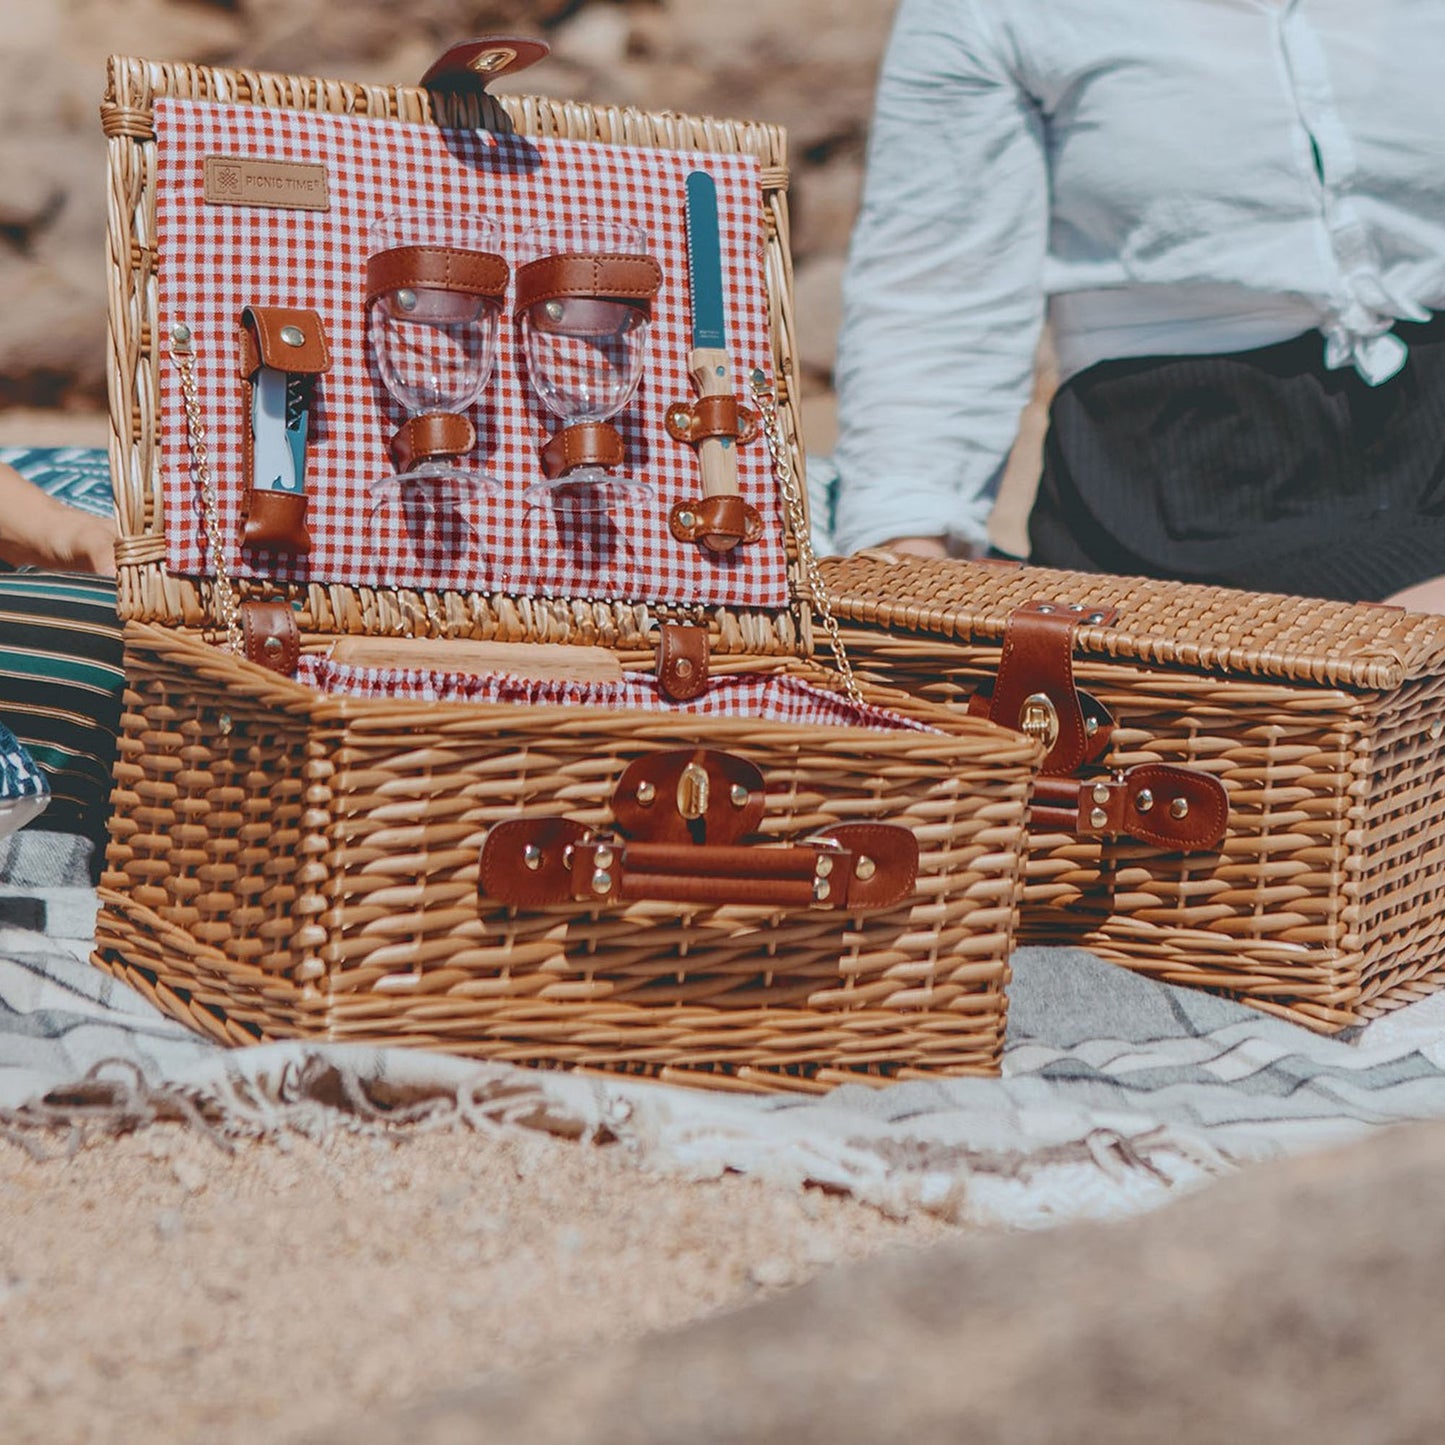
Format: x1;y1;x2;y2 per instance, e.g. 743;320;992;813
0;571;122;845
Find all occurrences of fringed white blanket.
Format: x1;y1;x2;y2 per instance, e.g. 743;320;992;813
7;917;1445;1230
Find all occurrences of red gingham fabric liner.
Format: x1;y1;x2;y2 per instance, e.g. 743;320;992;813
296;657;935;733
153;98;789;611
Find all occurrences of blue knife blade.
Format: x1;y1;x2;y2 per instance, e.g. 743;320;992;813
685;171;727;351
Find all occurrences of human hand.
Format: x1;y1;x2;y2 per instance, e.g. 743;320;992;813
877;535;949;559
51;510;119;576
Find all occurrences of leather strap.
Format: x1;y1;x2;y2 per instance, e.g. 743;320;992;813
514;254;662;317
974;601;1118;775
365;246;510;307
669;495;765;554
480;820;918;912
654;626;712;702
240;600;299;676
612;747;762;844
241;489;312;557
419;36;551;94
540;422;624;479
390;412;477;472
1029;765;1229;853
665;395;760;447
239;306;331;377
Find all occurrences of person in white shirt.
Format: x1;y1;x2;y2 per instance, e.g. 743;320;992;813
829;0;1445;608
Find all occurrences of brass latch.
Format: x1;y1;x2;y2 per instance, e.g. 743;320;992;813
1019;692;1061;753
677;761;710;820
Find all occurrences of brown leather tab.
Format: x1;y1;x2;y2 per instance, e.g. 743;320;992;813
241;489;312;556
239;306;331;376
420;36;551;94
613;748;763;846
669;496;765;554
655;624;710;702
817;824;919;910
985;601;1118;775
540;422;624;480
364;246;510;307
391;412;477;473
1031;766;1228;853
240;600;299;676
479;817;589;907
514;254;663;317
664;395;760;447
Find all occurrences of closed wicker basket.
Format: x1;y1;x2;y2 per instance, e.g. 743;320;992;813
91;51;1039;1091
824;553;1445;1033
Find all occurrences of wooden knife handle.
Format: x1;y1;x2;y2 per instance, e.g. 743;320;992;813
327;637;624;683
688;346;740;501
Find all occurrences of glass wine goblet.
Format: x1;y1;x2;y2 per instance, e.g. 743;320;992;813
515;219;660;508
365;211;509;513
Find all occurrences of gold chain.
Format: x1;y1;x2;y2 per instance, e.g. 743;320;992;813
169;323;242;655
749;369;862;704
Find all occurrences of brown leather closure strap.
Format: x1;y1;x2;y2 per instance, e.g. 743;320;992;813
419;36;551;94
665;395;760;447
540;421;624;479
669;495;765;554
972;601;1119;775
479;820;918;911
365;246;510;307
514;254;663;317
239;306;331;377
654;624;711;703
612;748;756;844
240;600;299;676
390;412;477;472
1029;765;1229;853
241;490;313;557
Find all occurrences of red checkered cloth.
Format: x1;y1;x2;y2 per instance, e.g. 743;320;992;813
296;657;934;733
154;98;788;611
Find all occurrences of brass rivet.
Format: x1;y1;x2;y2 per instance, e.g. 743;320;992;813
636;781;657;806
593;844;615;870
1085;716;1100;736
1089;807;1108;829
1170;797;1190;820
170;322;191;344
468;45;519;74
675;658;694;678
218;713;233;735
279;325;306;347
591;869;612;895
855;856;876;881
523;844;543;872
1135;789;1154;813
1036;604;1055;614
1092;782;1111;805
1087;612;1108;625
263;635;283;655
813;879;831;903
730;784;750;808
677;510;697;529
815;855;835;879
543;299;565;322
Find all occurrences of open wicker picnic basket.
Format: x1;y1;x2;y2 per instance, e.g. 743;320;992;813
90;42;1040;1091
823;552;1445;1033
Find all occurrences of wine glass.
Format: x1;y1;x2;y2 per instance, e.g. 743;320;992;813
366;211;506;512
516;219;656;508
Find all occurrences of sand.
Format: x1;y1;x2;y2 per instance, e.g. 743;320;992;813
0;1118;958;1443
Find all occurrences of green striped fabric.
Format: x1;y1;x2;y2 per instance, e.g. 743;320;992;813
0;570;122;846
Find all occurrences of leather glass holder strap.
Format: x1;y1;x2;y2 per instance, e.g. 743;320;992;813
665;397;763;554
514;253;663;479
239;306;331;555
240;599;299;676
479;747;919;911
655;622;709;702
365;245;510;470
969;601;1229;854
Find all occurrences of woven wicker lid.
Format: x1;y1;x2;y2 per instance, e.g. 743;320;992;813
822;554;1445;692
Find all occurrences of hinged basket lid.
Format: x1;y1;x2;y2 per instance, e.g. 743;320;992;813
102;52;812;659
823;554;1445;692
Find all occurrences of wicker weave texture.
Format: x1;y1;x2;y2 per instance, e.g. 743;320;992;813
93;623;1038;1090
823;556;1445;1033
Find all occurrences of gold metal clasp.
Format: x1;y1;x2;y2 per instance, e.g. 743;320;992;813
677;762;710;820
468;46;519;75
1019;692;1061;752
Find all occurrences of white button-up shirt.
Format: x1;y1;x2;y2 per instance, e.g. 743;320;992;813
830;0;1445;554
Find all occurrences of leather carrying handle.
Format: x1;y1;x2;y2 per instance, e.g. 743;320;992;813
480;820;918;912
1029;766;1229;853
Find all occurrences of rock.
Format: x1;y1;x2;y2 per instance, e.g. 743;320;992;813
309;1119;1445;1444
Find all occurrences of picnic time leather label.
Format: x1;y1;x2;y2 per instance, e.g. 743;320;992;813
203;157;330;211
